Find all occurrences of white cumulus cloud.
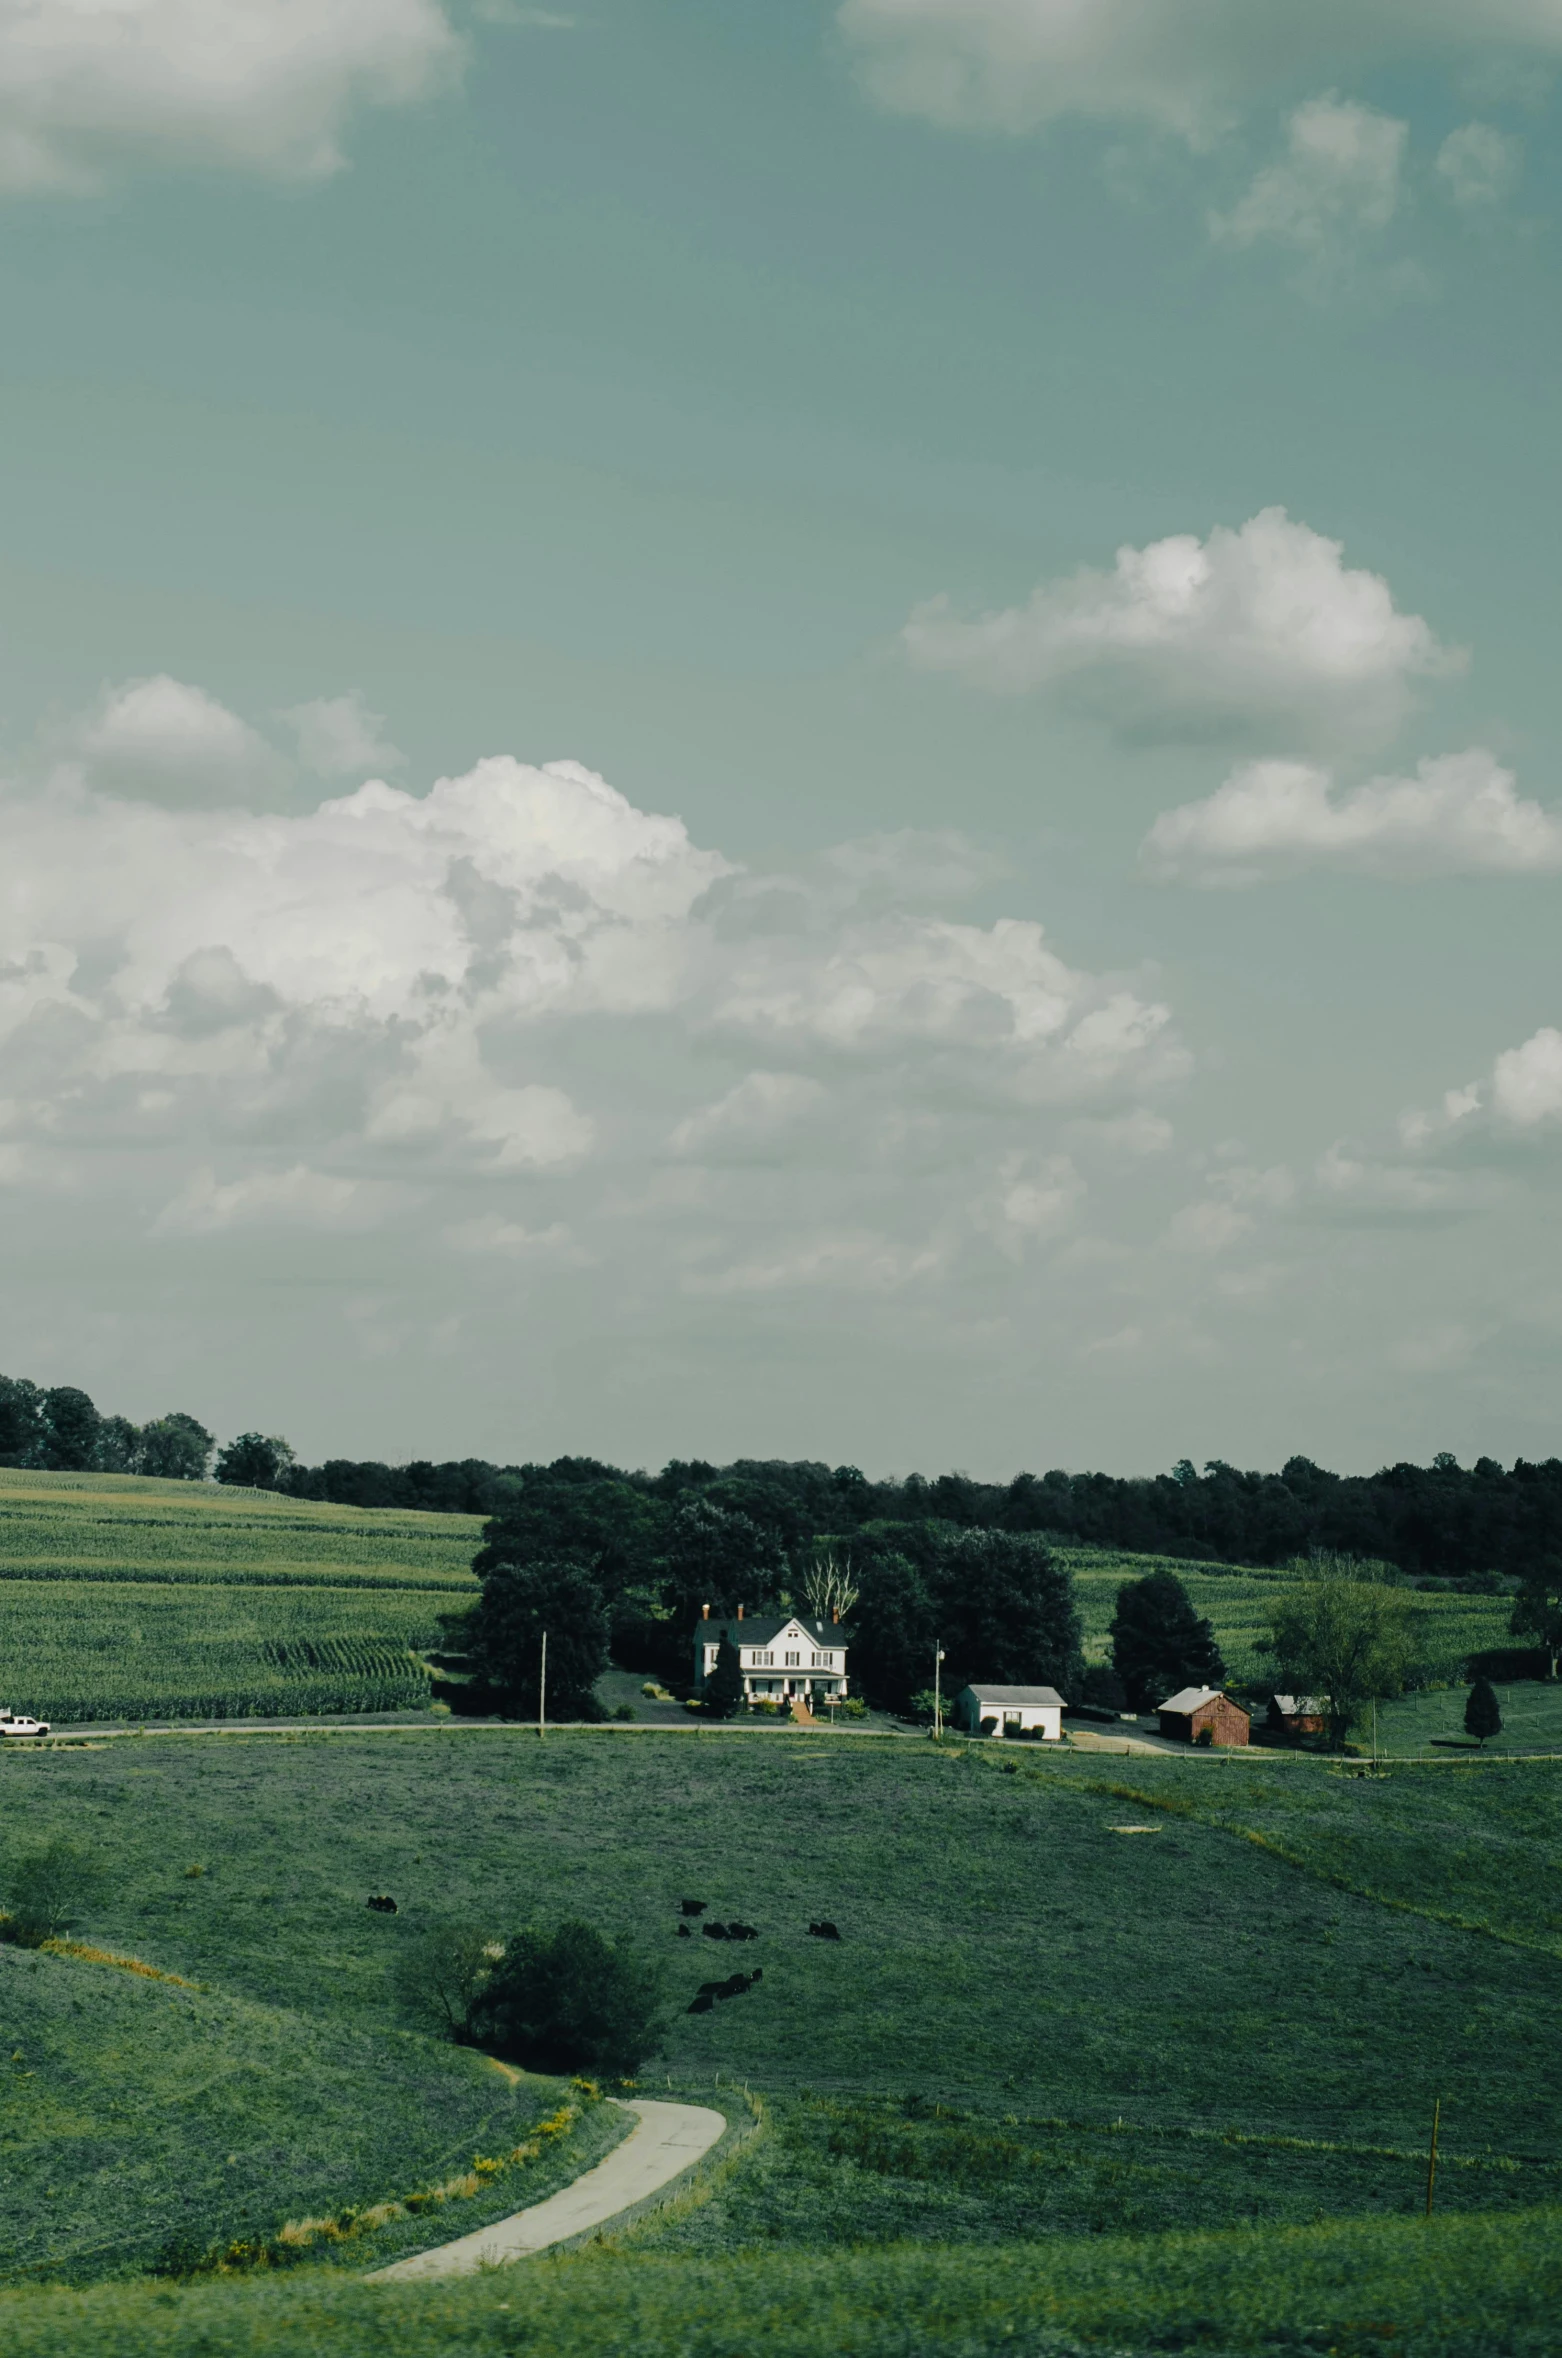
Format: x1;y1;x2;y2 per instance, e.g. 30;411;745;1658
0;0;458;194
70;675;289;808
1437;121;1523;207
905;508;1455;748
283;692;403;780
1143;749;1562;885
837;0;1562;142
1209;95;1407;258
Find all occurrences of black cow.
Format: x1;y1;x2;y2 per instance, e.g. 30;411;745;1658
726;1922;759;1941
701;1920;730;1940
680;1899;708;1917
366;1895;398;1914
807;1920;841;1940
687;1991;715;2013
676;1923;692;1938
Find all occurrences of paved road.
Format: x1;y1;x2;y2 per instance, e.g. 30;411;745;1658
366;2099;727;2281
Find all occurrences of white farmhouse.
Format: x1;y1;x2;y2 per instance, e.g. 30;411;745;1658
693;1607;848;1705
952;1683;1065;1741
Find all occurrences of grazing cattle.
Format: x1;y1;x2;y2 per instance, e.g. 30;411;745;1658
687;1991;714;2013
701;1920;730;1940
676;1923;692;1938
366;1895;398;1914
691;1969;763;2010
807;1920;841;1940
726;1922;759;1941
680;1899;707;1916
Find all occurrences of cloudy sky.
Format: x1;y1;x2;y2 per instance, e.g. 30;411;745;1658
2;1;1560;1476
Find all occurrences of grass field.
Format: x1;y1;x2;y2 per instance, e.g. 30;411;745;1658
0;1472;482;1721
0;2183;1555;2354
1058;1545;1512;1686
0;1715;1558;2348
0;1936;621;2284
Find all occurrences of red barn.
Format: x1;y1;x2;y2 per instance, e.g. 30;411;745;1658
1158;1686;1251;1747
1267;1693;1328;1740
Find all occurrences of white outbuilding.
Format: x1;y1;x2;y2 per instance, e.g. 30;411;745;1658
952;1683;1065;1741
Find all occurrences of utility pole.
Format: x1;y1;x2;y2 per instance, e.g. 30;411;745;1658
1424;2097;1441;2216
933;1645;946;1741
539;1628;548;1741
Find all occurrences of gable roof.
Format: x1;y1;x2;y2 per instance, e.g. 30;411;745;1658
699;1615;843;1650
959;1684;1065;1708
1158;1685;1240;1716
1271;1694;1327;1717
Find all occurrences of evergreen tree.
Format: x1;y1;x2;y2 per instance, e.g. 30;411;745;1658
703;1634;745;1719
1111;1570;1225;1711
1464;1676;1502;1746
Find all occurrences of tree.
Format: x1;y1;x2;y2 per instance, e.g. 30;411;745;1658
37;1386;100;1472
661;1496;787;1622
467;1919;665;2075
1264;1555;1419;1749
0;1376;42;1466
465;1556;608;1720
932;1529;1081;1698
215;1433;295;1489
802;1554;859;1628
137;1414;215;1481
94;1415;142;1473
849;1551;937;1714
1110;1571;1225;1712
1510;1557;1562;1679
473;1468;667;1601
1464;1677;1503;1746
392;1922;498;2039
703;1634;745;1719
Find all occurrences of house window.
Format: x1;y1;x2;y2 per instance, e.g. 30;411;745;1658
747;1650;774;1667
784;1650;800;1666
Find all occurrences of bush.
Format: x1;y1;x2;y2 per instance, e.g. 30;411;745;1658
391;1922;499;2039
0;1837;101;1947
467;1919;665;2075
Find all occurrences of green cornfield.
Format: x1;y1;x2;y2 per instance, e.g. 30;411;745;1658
0;1472;480;1722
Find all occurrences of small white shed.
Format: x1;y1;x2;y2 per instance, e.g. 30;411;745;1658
953;1683;1065;1741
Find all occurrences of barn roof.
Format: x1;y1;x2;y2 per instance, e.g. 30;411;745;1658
1158;1685;1231;1715
1271;1694;1327;1717
959;1684;1065;1707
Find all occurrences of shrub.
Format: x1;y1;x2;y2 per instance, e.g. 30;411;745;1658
1465;1677;1503;1745
467;1918;665;2076
392;1922;499;2039
0;1837;101;1946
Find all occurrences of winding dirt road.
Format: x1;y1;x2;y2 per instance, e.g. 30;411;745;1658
366;2098;727;2282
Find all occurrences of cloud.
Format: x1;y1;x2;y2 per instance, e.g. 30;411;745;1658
1436;121;1523;207
837;0;1562;142
1143;749;1562;884
70;676;289;808
0;0;459;194
1208;95;1407;261
905;508;1455;749
670;1072;829;1162
1406;1028;1562;1152
283;692;403;780
442;1214;582;1257
152;1162;396;1235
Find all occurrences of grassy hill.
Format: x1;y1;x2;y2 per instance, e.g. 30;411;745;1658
0;1471;482;1721
0;1710;1558;2348
0;1935;619;2284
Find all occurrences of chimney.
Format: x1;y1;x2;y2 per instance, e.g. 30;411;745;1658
701;1602;710;1620
832;1607;839;1625
737;1603;744;1621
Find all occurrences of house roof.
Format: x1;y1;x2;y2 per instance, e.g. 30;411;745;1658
959;1684;1065;1708
1271;1694;1327;1717
1158;1685;1244;1716
699;1615;842;1649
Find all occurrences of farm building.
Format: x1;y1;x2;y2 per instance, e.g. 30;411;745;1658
693;1607;848;1705
952;1683;1065;1741
1157;1686;1251;1747
1267;1693;1328;1739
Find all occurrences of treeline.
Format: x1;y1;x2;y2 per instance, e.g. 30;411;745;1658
0;1377;213;1481
279;1448;1562;1582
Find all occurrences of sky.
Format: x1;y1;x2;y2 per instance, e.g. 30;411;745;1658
1;0;1561;1478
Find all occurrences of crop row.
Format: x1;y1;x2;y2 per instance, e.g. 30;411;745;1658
0;1583;443;1723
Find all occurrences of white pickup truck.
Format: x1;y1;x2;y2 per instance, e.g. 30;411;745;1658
0;1710;51;1738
